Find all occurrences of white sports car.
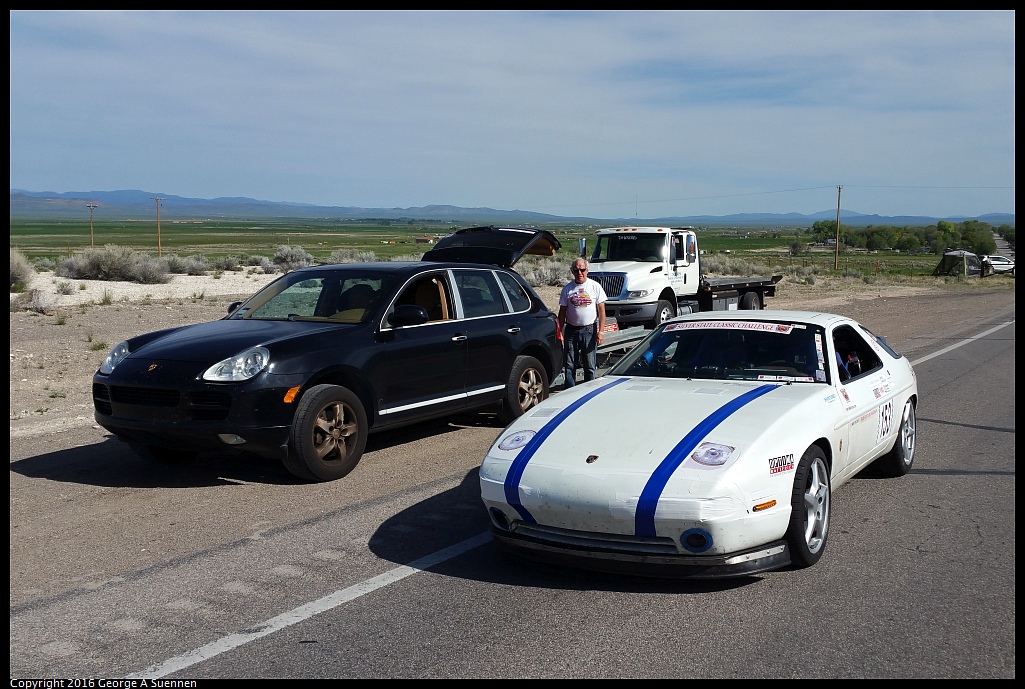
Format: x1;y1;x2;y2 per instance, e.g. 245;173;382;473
479;310;918;578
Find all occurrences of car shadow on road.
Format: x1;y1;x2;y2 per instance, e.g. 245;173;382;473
8;412;507;489
368;467;760;594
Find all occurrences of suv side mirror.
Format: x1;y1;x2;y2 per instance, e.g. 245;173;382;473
389;304;430;327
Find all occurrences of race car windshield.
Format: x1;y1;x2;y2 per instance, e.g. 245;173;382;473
610;320;830;383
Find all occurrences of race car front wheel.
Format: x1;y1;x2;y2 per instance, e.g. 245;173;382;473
785;445;831;568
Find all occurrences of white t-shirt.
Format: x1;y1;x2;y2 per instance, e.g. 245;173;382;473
559;279;607;327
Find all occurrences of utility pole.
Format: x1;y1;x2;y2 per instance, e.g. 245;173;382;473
834;185;842;270
151;197;164;256
86;202;98;248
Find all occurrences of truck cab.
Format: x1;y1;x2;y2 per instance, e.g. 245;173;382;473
587;227;700;329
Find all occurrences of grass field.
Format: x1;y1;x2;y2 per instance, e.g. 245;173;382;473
9;218;949;279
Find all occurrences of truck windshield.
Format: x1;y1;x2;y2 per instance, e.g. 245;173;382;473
591;234;665;263
610;320;830;383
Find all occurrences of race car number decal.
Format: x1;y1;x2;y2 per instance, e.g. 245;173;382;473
876;399;894;443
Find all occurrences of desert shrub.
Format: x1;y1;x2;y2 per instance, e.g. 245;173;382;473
132;255;171;284
11;248;34;290
701;254;777;277
33;257;56;272
245;255;269;266
327;248;379;264
57;245;136;281
213;255;243;271
256;257;277;274
518;255;574;287
273;245;314;272
388;252;423;262
55;245;170;283
55;280;74;295
9;289;51;313
165;254;209;275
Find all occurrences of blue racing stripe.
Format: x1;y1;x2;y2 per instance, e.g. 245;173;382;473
504;377;630;523
634;383;778;537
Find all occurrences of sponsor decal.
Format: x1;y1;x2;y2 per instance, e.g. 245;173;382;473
664;321;794;334
839;388;850;403
768;453;795;474
758;374;815;382
823;393;837;403
860;409;877;423
876;399;895;443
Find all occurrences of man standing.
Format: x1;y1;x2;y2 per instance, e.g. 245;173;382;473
558;257;607;388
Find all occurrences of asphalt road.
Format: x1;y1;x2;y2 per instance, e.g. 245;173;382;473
10;311;1015;679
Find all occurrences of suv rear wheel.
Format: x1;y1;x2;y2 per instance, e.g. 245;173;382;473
499;356;549;424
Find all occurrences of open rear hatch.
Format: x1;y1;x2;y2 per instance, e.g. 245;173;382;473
421;225;562;269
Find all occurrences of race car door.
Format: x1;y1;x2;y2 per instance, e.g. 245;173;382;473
830;324;895;479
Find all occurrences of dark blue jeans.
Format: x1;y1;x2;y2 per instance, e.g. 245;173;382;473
563;324;596;387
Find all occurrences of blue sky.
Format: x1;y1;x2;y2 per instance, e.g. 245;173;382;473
9;10;1016;218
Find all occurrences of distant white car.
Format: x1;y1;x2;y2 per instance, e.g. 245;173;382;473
983;255;1015;276
480;310;919;578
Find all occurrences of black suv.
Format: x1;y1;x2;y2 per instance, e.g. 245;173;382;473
92;226;563;481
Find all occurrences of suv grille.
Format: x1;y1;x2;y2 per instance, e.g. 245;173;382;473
109;386;181;407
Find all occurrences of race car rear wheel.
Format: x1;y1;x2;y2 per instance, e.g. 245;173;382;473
499;356;549;424
875;398;916;477
785;445;831;568
286;384;367;482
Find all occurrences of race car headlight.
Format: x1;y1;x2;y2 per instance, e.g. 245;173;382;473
202;346;270;382
628;289;654;298
99;341;130;375
690;442;736;466
498;429;536;451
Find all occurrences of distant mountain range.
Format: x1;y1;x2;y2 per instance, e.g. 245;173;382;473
9;189;1015;228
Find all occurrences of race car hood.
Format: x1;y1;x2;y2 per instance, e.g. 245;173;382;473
484;375;827;534
123;319;340;365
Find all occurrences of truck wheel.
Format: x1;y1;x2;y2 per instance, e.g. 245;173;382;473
740;292;761;310
285;384;367;482
648;300;676;329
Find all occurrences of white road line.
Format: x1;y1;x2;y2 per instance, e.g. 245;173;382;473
911;320;1014;366
128;532;491;679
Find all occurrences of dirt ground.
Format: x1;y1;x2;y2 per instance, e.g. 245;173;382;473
8;270;1016;441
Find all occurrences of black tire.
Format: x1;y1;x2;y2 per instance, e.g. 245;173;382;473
498;356;549;425
740;292;761;310
784;445;831;568
648;299;676;329
285;384;367;482
874;398;916;477
130;443;196;464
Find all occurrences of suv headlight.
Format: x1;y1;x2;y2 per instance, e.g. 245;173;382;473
628;289;654;298
99;341;130;375
202;346;270;382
